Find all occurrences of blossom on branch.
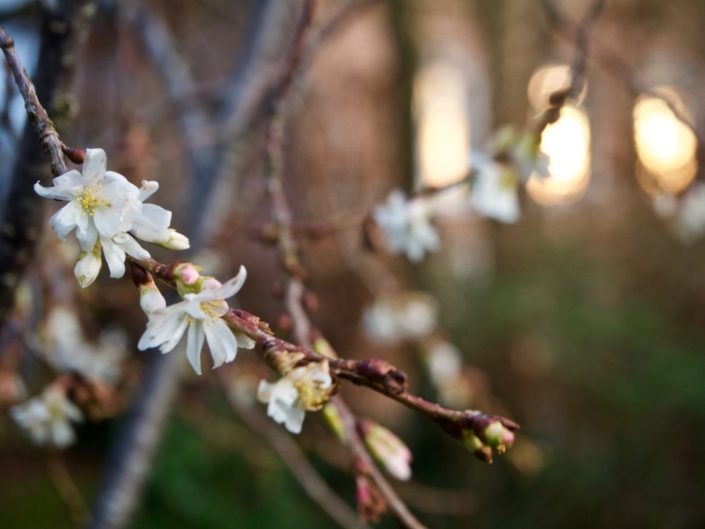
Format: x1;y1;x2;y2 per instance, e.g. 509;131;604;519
469;152;521;223
11;386;83;448
257;361;334;434
373;189;440;262
34;148;189;286
137;266;254;374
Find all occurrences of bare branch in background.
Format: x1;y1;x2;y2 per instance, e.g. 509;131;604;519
0;0;94;326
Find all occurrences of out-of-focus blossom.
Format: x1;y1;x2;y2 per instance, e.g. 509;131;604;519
675;183;705;242
363;292;438;344
138;266;254;375
373;189;440;262
361;420;413;480
424;340;473;407
470;152;520;223
11;386;83;448
46;307;127;385
257;361;333;434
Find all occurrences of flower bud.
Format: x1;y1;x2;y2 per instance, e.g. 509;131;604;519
461;430;492;462
139;279;166;313
484;420;515;451
160;229;190;250
355;475;386;523
74;248;102;288
361;420;412;481
176;263;200;285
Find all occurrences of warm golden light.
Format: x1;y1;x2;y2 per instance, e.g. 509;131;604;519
414;62;470;188
527;105;591;206
527;64;586;110
633;88;697;194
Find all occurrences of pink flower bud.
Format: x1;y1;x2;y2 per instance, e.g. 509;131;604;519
177;264;200;285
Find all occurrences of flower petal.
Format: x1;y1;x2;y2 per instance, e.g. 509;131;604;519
138;305;187;351
48;201;84;240
136;203;172;231
52;169;83;188
186;321;205;375
113;233;150;260
204;318;238;368
76;221;98;252
101;237;126;278
139;180;159;201
34;180;77;201
212;266;247;300
82;148;107;184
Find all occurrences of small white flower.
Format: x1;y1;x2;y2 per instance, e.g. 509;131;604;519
426;340;462;382
470;153;520;223
373;190;440;262
257;361;333;434
11;386;83;448
35;148;189;284
137;266;254;374
363;293;438;344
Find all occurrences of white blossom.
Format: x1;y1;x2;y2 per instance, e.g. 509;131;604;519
363;293;438;344
470;153;520;223
46;307;127;385
34;148;189;285
11;387;83;448
373;190;440;262
257;361;333;434
137;266;254;374
675;183;705;242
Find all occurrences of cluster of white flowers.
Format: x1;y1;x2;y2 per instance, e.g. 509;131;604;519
373;147;527;262
20;148;270;446
373;190;440;262
363;292;438;344
35;148;188;287
257;361;333;434
11;386;83;448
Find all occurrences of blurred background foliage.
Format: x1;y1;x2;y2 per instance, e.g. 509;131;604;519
2;0;705;528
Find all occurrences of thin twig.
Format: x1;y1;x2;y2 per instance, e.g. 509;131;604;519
534;0;606;136
46;451;90;527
